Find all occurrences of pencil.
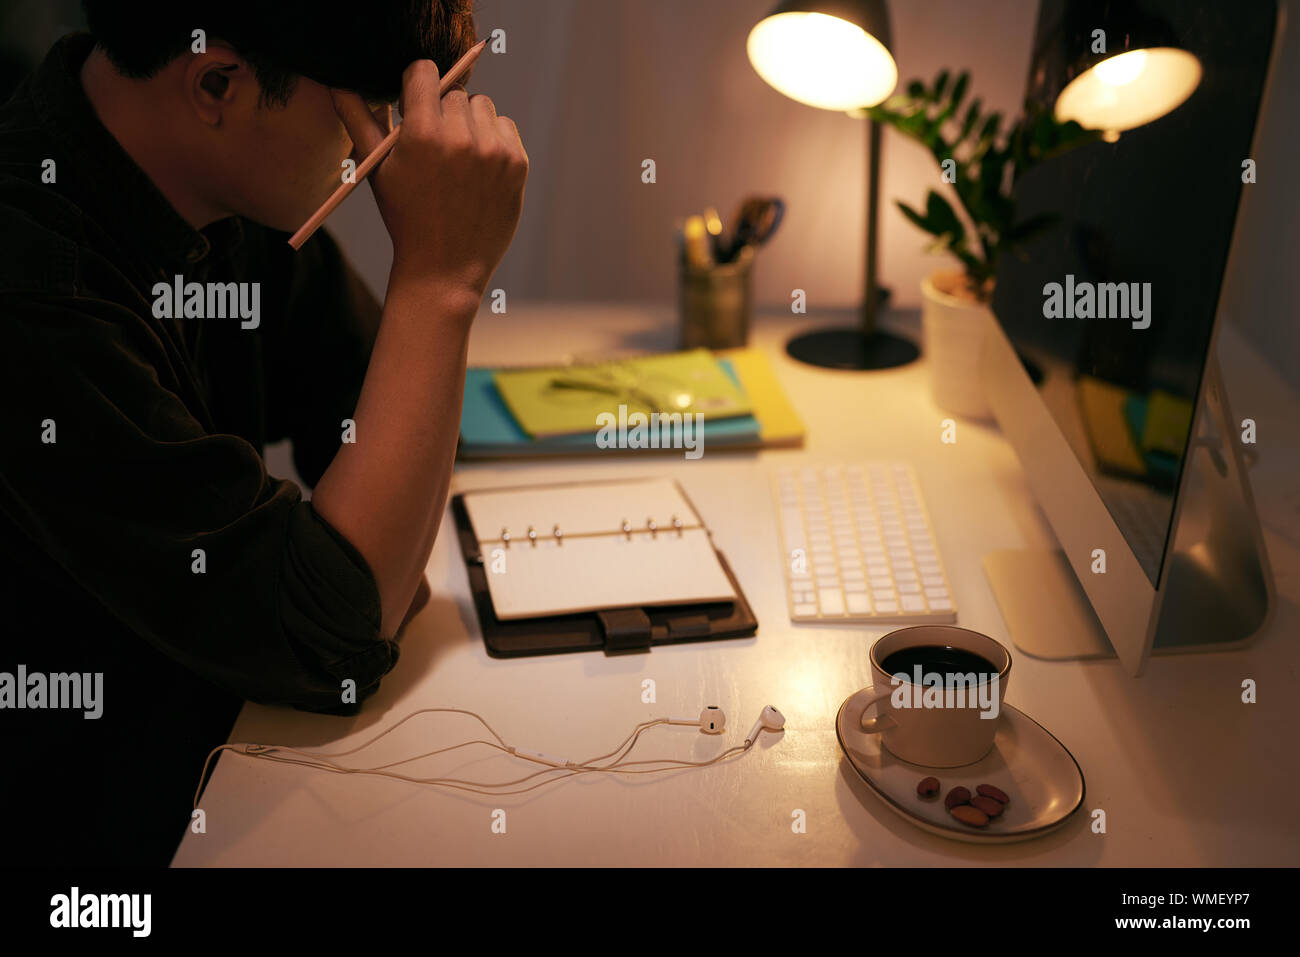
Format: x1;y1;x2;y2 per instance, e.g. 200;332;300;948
288;38;489;250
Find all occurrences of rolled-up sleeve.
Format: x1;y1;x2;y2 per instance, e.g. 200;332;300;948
0;295;397;711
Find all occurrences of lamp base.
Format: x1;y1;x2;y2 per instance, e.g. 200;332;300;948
785;327;919;370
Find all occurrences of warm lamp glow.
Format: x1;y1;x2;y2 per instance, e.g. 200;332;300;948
747;11;898;111
1055;47;1201;137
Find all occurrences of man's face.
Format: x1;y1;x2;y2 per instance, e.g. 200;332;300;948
201;71;388;233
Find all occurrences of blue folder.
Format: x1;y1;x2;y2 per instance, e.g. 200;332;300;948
460;359;761;456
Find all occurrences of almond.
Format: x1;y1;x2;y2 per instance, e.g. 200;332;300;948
950;805;989;827
971;795;1004;817
977;783;1009;805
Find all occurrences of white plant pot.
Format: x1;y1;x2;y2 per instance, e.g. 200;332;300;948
921;269;994;421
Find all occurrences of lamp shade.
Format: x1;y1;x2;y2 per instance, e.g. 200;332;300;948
1055;47;1200;138
1028;0;1201;140
747;0;898;110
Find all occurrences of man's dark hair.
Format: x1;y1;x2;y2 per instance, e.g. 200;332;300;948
81;1;477;105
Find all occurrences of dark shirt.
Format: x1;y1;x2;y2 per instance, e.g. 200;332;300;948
0;35;399;866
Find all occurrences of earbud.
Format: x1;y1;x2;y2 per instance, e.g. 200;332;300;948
745;705;786;746
667;705;726;734
698;705;724;734
211;703;788;804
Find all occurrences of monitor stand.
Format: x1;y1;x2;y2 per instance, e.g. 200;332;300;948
983;358;1274;662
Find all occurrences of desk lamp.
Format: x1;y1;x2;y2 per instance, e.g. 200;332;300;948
747;0;918;370
1029;0;1201;142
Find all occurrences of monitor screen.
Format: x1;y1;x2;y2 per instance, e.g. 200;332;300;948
992;0;1276;584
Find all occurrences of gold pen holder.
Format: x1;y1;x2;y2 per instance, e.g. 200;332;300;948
678;245;755;350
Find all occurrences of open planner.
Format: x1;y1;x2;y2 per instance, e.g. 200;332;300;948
451;477;758;657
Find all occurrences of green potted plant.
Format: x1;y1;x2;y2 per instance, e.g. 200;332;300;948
864;71;1099;418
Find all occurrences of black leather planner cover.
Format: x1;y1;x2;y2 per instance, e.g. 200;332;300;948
450;492;758;658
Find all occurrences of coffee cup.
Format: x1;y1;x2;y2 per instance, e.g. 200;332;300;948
857;625;1012;767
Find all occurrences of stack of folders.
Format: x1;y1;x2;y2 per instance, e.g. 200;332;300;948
458;347;804;458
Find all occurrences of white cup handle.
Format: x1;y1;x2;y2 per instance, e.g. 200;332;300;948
858;687;897;734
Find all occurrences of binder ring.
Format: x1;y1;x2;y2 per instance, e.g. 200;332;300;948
527;525;537;547
553;524;563;545
622;519;632;541
672;514;683;537
647;517;657;539
501;527;511;549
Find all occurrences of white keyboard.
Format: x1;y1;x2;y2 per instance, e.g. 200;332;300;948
774;464;957;624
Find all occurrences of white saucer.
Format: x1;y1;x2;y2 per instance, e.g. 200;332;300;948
836;686;1086;844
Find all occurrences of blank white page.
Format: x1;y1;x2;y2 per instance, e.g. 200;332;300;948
461;479;735;620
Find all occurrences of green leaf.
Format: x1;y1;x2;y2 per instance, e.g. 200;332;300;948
949;72;969;113
866;71;1097;289
924;191;965;243
896;200;939;237
961;99;983;139
896;110;933;138
933;70;950;102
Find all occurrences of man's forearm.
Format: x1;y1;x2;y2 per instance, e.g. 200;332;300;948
310;272;479;638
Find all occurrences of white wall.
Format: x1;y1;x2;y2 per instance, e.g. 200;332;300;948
330;0;1298;391
332;0;1041;313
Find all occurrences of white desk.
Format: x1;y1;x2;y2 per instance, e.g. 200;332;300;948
173;304;1300;866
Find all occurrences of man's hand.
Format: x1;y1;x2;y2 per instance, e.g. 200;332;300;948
330;60;528;303
314;60;526;639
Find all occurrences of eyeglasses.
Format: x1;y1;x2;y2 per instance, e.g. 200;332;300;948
547;359;695;413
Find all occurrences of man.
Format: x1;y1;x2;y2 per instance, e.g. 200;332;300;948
0;1;527;865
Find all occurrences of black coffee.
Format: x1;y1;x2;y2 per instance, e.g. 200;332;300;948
880;645;999;682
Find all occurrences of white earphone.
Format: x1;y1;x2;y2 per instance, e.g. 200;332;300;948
745;705;786;745
195;704;785;808
665;704;727;734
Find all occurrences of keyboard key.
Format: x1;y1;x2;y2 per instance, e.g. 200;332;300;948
818;588;845;616
776;464;954;624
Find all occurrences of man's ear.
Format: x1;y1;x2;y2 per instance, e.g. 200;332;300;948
185;48;247;127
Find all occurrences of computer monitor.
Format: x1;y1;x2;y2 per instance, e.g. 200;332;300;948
979;0;1280;674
